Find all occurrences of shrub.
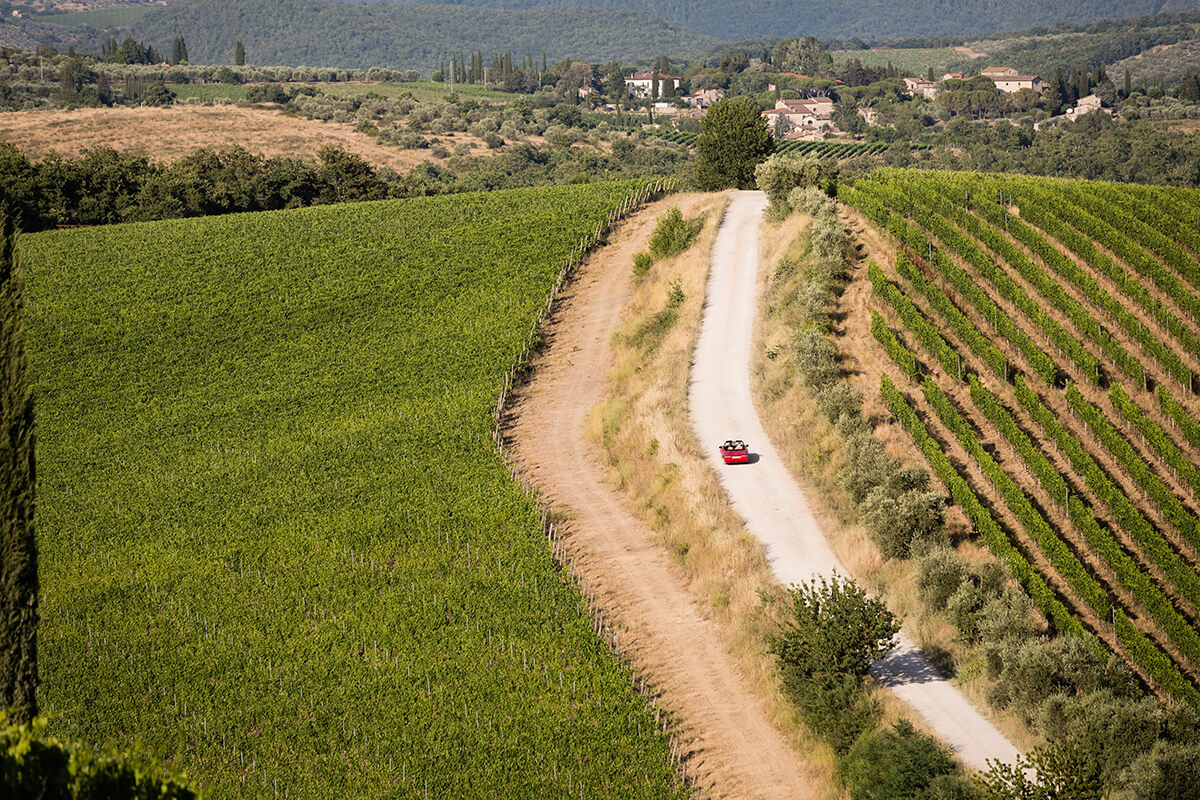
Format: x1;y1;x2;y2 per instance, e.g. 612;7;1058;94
916;548;969;611
860;486;946;559
794;672;881;755
647;207;699;260
0;716;197;799
840;720;963;800
632;251;653;277
755;152;821;218
770;572;900;681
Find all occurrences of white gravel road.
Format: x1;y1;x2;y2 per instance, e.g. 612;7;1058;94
688;190;1022;772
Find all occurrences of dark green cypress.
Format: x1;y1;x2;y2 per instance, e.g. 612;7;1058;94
0;212;37;725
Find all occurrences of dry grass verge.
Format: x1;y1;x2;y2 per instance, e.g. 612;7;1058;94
587;196;845;798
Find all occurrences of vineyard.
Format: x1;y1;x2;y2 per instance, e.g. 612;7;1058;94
650;128;901;158
21;183;688;798
842;169;1200;708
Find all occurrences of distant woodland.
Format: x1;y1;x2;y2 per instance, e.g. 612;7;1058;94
325;0;1200;41
117;0;721;71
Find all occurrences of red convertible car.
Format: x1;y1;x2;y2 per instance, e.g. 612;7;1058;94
720;439;749;464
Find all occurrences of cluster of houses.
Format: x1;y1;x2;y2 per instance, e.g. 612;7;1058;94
603;64;1111;135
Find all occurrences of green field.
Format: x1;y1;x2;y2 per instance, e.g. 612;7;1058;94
830;47;965;76
318;81;514;103
24;185;685;798
41;5;152;28
168;83;248;102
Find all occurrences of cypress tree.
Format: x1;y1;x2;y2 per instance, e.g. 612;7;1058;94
235;40;245;66
180;36;188;64
1123;67;1132;97
171;37;182;66
0;212;38;725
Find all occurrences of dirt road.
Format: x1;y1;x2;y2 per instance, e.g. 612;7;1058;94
509;197;821;800
688;191;1022;772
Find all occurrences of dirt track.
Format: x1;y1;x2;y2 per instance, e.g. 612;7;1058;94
689;191;1021;772
508;196;820;800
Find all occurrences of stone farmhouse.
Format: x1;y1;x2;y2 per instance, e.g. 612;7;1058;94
1065;93;1115;118
904;77;941;99
682;88;724;108
980;66;1045;94
624;73;681;98
762;97;836;136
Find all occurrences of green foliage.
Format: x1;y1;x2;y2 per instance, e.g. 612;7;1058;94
1118;740;1200;800
859;472;946;560
124;0;722;73
770;573;900;681
0;214;37;725
916;548;969;612
879;375;1088;642
693;97;774;191
1;716;196;800
840;720;965;800
22;184;685;799
976;739;1106;800
791;671;881;755
769;573;895;754
632;251;653;277
647;207;699;260
754;153;822;218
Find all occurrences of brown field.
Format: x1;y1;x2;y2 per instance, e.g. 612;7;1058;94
0;104;496;170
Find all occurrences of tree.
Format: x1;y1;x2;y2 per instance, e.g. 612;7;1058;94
235;40;245;66
770;572;900;681
772;36;833;77
693;96;774;190
0;211;37;725
840;720;964;800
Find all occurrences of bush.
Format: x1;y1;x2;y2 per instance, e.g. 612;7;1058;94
632;251;653;277
795;672;881;755
917;548;969;611
860;486;946;559
0;716;197;799
840;720;964;800
770;572;900;682
755;152;821;218
647;207;698;260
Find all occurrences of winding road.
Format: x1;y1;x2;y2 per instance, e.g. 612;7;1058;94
688;190;1022;772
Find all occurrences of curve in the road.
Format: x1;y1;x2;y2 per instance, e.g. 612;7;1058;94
688;190;1022;772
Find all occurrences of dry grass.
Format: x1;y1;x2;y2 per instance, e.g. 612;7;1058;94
586;195;845;799
0;104;502;170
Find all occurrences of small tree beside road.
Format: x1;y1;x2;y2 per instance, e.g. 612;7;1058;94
693;96;774;190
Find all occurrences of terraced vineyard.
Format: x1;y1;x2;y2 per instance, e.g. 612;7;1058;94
842;169;1200;708
22;184;686;798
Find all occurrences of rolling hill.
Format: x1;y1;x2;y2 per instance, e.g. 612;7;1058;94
120;0;720;71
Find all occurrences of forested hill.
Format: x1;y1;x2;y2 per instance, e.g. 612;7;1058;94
126;0;720;70
332;0;1200;42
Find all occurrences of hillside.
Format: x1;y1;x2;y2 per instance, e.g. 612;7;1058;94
331;0;1199;43
22;184;686;798
123;0;720;71
840;170;1200;709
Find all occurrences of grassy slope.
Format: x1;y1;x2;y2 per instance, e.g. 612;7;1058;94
23;186;683;799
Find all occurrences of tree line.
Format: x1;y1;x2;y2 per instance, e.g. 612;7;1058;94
0;143;391;231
